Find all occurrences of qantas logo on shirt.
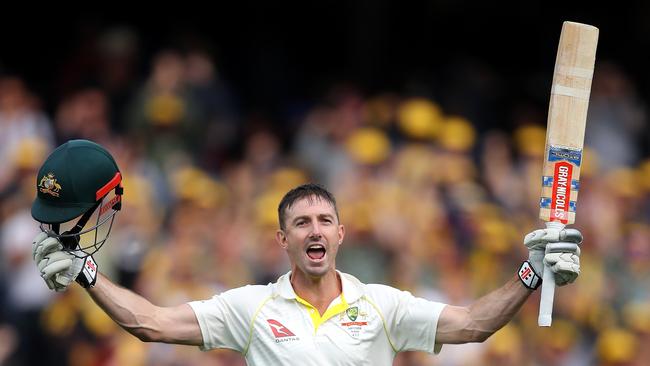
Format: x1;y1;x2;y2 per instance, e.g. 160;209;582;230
267;319;299;343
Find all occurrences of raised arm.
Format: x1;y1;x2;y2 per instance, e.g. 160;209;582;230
436;276;530;343
435;226;583;344
88;273;203;345
33;233;203;345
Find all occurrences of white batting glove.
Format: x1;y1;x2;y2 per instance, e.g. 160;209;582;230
521;227;582;288
544;243;581;286
32;232;93;291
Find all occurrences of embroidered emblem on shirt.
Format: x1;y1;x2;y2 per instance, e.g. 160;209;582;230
346;306;358;321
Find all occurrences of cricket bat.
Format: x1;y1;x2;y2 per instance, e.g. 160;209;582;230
538;21;598;326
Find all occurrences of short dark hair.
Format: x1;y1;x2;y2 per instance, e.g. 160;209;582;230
278;183;339;230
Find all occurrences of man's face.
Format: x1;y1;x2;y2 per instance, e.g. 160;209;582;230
276;196;344;279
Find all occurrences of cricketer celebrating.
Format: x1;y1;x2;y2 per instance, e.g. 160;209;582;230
32;140;582;365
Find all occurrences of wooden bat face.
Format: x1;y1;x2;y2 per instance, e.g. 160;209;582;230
539;22;598;225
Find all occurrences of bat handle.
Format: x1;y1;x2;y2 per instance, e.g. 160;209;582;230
538;221;565;326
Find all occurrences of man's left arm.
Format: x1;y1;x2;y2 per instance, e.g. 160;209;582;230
436;275;530;344
434;227;582;344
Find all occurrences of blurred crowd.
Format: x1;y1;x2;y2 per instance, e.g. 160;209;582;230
1;26;649;366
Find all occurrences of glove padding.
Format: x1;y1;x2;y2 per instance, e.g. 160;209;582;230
32;232;86;292
544;243;581;286
523;227;582;286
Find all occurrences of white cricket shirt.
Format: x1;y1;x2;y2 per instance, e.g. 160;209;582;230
188;271;446;366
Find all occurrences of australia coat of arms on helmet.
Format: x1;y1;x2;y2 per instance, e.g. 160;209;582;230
39;173;62;197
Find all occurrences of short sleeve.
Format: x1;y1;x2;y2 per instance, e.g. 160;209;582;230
188;285;270;352
367;285;446;354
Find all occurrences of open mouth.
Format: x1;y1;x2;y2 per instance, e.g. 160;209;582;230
306;244;326;260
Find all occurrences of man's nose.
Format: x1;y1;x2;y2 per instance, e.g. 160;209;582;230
309;222;323;237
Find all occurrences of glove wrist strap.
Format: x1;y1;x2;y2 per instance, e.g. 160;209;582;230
76;256;98;288
518;261;542;290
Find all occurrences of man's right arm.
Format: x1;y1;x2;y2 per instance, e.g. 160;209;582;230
87;273;203;345
34;232;204;346
88;274;203;346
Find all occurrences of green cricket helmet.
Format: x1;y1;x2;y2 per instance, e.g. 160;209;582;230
31;139;123;256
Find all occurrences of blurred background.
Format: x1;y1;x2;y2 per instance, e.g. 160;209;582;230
1;2;649;365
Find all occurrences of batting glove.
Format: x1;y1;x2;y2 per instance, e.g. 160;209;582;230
520;227;582;289
33;232;98;291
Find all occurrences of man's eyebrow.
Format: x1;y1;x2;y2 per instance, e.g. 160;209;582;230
291;213;335;224
291;215;309;224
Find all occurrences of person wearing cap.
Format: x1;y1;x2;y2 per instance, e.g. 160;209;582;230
31;140;583;365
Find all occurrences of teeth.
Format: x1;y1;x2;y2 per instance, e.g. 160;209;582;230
307;244;325;250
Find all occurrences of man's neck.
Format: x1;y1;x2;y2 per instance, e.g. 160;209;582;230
290;270;342;315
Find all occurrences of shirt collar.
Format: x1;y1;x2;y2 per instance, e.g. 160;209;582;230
275;270;364;303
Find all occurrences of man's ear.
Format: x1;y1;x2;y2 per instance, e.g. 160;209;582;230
338;224;345;245
276;230;288;249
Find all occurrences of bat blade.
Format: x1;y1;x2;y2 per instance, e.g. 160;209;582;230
539;21;599;225
538;21;598;327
